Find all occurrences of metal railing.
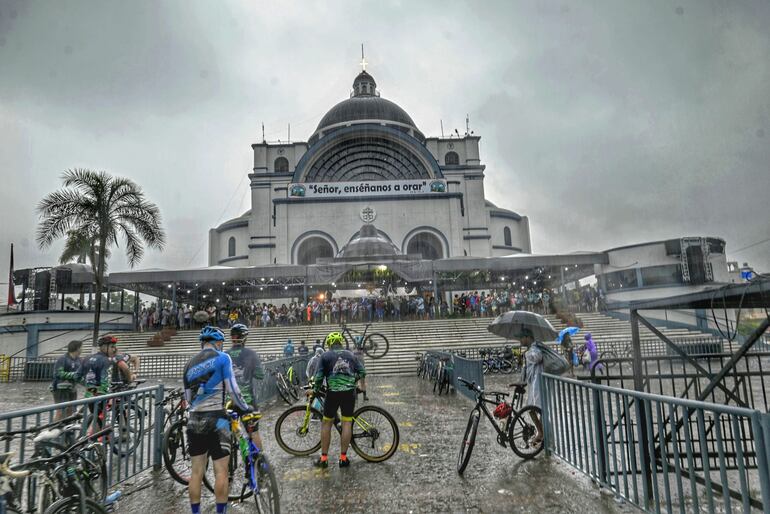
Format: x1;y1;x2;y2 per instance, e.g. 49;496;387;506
0;385;164;491
541;373;770;513
0;352;298;383
419;350;484;401
587;351;770;412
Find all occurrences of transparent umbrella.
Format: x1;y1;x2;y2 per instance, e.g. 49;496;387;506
487;311;559;341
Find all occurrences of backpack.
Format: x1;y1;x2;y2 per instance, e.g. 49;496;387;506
535;342;569;375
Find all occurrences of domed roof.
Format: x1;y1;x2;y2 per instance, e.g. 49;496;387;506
315;71;417;133
337;224;401;259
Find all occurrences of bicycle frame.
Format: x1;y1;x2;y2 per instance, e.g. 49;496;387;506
340;324;370;351
296;391;371;438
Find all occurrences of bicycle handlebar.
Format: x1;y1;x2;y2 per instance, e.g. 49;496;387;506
457;377;483;394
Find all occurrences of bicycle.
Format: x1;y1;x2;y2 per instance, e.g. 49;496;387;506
205;410;280;513
274;386;399;462
164;407;279;512
273;367;299;406
160;389;194;486
455;377;543;475
479;348;514;374
432;357;453;395
0;425;114;514
339;323;390;359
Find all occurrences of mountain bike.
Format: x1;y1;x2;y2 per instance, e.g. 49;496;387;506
339;323;390;359
160;389;194;485
456;377;543;475
479;348;514;374
0;425;114;514
432;356;453;395
203;410;280;513
274;387;399;462
273;366;299;406
165;408;279;512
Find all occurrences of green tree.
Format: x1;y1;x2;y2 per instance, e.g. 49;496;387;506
37;169;165;345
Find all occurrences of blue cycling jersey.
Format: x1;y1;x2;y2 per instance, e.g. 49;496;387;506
183;347;249;414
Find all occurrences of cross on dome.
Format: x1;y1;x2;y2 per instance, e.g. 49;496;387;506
359;43;368;71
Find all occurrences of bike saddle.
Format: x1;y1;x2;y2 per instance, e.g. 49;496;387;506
33;428;63;443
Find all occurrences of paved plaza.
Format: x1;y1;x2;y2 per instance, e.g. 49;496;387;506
2;377;629;513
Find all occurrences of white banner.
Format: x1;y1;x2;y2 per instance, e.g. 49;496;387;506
288;179;447;198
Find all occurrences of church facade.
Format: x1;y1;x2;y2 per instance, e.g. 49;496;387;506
208;68;531;267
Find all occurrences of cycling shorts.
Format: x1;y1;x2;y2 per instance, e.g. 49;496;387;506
323;390;356;420
186;412;231;460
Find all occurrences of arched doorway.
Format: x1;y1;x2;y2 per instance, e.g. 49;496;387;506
296;236;334;265
406;232;444;260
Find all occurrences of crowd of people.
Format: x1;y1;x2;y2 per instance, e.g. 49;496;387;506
135;282;607;333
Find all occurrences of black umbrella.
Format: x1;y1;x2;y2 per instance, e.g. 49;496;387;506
487;310;559;341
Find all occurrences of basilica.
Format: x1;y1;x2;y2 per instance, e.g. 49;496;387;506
208;68;531;267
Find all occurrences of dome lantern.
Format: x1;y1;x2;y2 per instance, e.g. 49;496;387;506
352;71;378;97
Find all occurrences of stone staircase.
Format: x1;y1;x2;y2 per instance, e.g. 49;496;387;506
83;312;716;376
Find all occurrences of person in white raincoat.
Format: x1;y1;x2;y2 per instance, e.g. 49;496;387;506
519;327;544;445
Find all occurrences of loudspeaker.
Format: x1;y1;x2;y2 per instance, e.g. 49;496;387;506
686;246;707;285
33;270;51;310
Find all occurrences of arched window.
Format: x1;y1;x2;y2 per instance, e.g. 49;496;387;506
274;157;289;173
228;237;236;257
406;232;444;260
444;151;459;165
296;237;334;265
503;226;512;247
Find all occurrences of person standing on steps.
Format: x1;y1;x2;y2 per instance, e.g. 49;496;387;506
310;331;366;469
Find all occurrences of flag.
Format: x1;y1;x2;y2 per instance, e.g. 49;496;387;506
7;244;15;307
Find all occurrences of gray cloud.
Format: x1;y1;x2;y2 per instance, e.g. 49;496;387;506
1;0;769;299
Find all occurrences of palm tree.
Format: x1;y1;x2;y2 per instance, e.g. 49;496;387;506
37;169;165;345
58;227;110;309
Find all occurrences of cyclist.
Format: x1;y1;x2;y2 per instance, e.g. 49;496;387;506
311;331;365;468
225;323;265;450
184;326;251;514
50;340;83;419
82;335;117;397
107;340;136;386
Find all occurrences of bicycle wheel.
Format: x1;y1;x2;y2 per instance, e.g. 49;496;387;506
43;496;107;514
499;359;514;374
111;402;147;456
508;406;543;460
274;405;323;456
78;444;108;502
481;360;490;374
254;454;281;514
349;405;399;462
457;409;480;474
275;375;294;405
363;333;389;359
163;418;192;485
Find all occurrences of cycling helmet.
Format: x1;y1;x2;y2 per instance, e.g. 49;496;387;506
231;323;249;340
98;335;118;347
199;326;225;344
325;331;344;347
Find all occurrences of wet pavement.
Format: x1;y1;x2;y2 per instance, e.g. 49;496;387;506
1;377;632;513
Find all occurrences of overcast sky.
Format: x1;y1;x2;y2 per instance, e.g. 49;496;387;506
1;0;769;298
